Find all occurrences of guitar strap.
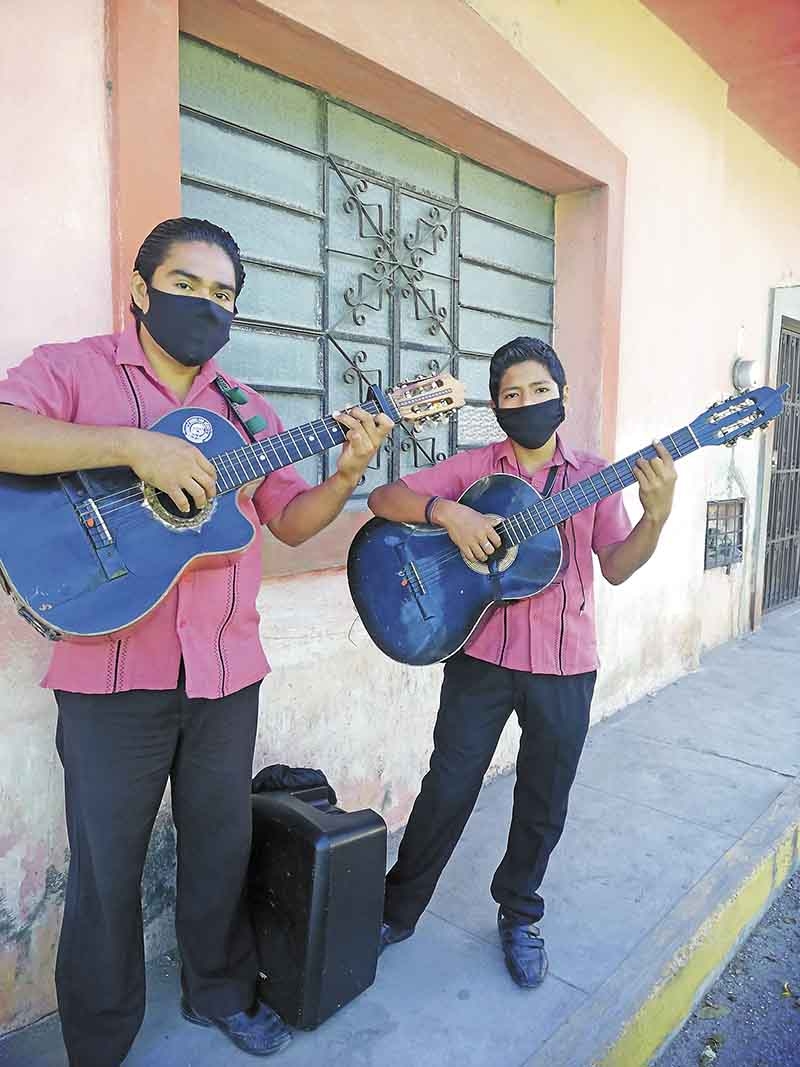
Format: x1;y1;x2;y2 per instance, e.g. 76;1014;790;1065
212;375;267;444
542;465;558;498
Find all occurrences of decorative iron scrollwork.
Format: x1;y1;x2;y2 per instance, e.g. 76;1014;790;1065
402;283;448;334
334;165;454;337
343;179;395;245
327;160;459;488
404;206;448;266
342;350;369;384
343;267;388;326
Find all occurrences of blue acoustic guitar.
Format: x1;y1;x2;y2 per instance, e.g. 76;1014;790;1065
348;385;788;666
0;374;464;641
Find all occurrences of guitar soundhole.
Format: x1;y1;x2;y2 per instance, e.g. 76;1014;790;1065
155;490;203;521
486;540;512;568
142;484;213;529
461;515;518;576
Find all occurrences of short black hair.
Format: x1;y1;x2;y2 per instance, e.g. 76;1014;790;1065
489;336;566;404
129;217;246;318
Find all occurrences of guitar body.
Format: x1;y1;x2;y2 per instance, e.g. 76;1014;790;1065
1;382;786;648
0;409;255;639
347;474;563;666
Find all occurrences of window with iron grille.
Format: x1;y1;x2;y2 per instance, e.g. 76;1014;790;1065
178;36;555;499
704;499;745;571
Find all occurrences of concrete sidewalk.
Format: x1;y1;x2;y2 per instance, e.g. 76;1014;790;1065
2;604;798;1067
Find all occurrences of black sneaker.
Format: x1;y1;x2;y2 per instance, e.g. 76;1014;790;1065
181;996;292;1057
379;919;415;955
497;907;549;989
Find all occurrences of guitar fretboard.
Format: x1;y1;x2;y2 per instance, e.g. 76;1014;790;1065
499;426;699;545
212;399;390;493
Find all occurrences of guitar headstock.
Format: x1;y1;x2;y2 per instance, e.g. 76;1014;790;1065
690;384;789;448
388;373;466;427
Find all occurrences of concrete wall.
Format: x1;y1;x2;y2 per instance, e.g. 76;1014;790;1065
0;0;112;1031
3;0;800;1035
464;0;800;707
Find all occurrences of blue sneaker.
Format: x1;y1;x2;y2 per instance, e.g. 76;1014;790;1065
497;908;549;988
181;996;292;1056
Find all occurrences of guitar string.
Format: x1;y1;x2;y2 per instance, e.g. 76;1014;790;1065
83;429;322;518
409;442;685;582
91;436;681;545
408;434;694;584
87;421;352;521
79;386;711;525
411;471;626;579
82;427;694;551
80;413;364;523
77;385;457;522
83;404;383;515
69;390;751;528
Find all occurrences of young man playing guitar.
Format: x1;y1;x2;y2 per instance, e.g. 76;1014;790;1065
368;336;677;988
0;217;392;1064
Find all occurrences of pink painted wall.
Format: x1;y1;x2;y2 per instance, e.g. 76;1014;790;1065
0;0;111;1031
3;0;800;1039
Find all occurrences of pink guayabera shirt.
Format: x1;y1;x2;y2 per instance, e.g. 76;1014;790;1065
401;436;633;676
0;322;309;699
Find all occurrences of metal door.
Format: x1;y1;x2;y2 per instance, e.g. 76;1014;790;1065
764;324;800;611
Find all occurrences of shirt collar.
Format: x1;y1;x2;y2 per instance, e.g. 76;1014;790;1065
114;319;148;367
557;435;580;469
114;318;222;397
496;432;579;471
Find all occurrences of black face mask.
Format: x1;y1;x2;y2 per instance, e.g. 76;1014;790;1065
494;397;565;450
140;287;234;367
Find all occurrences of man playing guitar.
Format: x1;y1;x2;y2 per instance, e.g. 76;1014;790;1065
369;336;677;988
0;217;393;1063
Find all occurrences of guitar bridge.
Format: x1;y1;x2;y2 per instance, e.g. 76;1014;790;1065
399;561;434;620
401;561;427;597
78;498;113;549
58;474;131;583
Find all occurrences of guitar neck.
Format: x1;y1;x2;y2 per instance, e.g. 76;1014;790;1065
212;397;395;493
501;425;701;544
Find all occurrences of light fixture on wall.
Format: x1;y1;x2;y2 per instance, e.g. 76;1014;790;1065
732;357;760;392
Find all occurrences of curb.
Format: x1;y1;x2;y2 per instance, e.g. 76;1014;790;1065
524;776;800;1067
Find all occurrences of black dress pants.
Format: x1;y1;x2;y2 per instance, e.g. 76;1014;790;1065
53;675;261;1067
384;653;595;929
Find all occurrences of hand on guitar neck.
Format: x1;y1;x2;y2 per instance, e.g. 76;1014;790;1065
0;402;393;525
596;440;677;585
352;385;787;667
